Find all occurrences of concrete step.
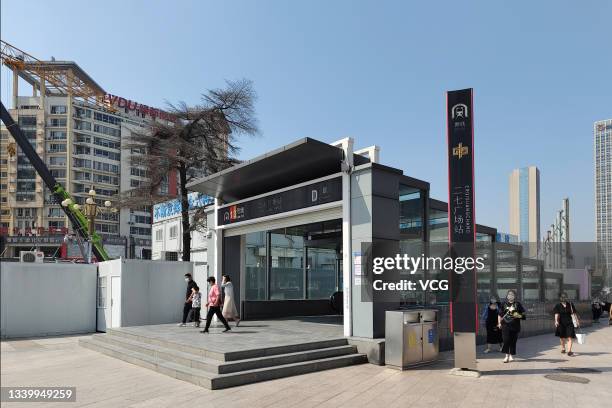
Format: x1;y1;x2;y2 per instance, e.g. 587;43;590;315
91;333;358;374
105;328;349;361
80;337;367;390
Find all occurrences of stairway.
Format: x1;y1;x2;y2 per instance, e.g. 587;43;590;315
79;329;366;389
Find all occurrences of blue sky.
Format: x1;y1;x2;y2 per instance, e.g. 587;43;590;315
2;0;610;241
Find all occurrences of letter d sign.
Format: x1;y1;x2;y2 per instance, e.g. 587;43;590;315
311;189;318;202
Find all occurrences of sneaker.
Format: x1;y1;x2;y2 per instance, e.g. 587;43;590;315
567;351;574;357
177;323;186;327
223;328;231;332
503;356;509;363
508;355;514;362
561;349;566;354
200;329;209;334
484;348;490;354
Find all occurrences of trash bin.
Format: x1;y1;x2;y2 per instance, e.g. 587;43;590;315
385;309;439;369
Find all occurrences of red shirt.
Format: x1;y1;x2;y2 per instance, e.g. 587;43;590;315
207;284;221;306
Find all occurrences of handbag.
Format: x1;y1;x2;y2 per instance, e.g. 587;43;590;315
569;302;579;328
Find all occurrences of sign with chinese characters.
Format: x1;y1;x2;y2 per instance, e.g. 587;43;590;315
104;94;175;121
218;177;342;226
153;192;214;222
446;88;477;333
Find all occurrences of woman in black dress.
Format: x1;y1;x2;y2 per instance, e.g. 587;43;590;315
554;292;578;356
497;289;526;363
482;296;503;353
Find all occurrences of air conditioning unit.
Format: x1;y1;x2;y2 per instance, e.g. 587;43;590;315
160;251;179;261
20;251;44;263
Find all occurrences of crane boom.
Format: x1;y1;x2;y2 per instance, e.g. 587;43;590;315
1;101;110;261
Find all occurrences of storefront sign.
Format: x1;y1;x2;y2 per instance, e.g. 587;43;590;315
218;177;342;226
153;192;214;222
446;88;478;333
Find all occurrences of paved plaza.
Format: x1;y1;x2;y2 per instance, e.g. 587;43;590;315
1;324;611;408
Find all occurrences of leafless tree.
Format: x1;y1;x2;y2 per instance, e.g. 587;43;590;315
121;79;258;260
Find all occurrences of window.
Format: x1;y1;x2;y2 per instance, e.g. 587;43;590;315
17;169;36;179
155;229;163;241
92;174;119;185
75;146;91;155
130;179;143;188
50;169;66;178
0;184;7;190
130;226;151;236
74;120;91;131
94;148;120;161
97;276;107;308
94;112;121;125
73;158;91;169
95;223;119;234
48;143;66;153
18;116;37;127
74;107;91;118
132;214;151;224
48;208;62;217
49;118;67;127
169;225;178;239
47;131;67;140
130;167;148;178
50;105;67;114
48;220;65;229
1;171;7;178
93;124;120;137
94;137;120;150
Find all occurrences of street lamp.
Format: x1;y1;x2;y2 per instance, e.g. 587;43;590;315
62;188;118;263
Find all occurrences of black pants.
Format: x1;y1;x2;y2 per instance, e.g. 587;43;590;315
182;302;192;324
502;327;519;355
203;306;231;331
592;308;602;321
191;307;201;326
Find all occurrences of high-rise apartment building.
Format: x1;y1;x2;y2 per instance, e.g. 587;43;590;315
509;166;541;258
0;60;176;259
595;119;612;287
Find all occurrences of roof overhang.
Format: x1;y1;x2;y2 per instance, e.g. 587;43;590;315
188;137;369;202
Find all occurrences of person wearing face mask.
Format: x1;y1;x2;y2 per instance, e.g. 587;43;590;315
554;292;578;356
497;289;526;363
178;273;198;327
482;295;503;353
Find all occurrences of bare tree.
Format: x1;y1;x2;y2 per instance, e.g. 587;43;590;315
122;79;258;260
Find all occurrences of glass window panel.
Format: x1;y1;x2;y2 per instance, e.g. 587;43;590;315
270;230;304;300
307;247;339;299
245;231;267;300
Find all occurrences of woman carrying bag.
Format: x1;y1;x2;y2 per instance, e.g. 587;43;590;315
497;289;526;363
553;292;579;356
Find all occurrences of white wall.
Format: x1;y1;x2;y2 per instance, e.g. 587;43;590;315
97;259;193;331
0;262;97;339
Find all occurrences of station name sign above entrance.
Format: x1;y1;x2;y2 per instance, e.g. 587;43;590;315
218;177;342;226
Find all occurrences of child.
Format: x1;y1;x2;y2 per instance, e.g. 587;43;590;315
190;286;202;327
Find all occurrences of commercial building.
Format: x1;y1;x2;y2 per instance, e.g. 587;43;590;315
0;61;175;259
509;166;541;258
177;137;591;350
595;119;612;289
151;192;213;262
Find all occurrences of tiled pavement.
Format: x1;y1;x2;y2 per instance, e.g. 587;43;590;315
1;323;611;408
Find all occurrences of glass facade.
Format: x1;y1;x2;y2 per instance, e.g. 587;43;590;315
243;220;342;302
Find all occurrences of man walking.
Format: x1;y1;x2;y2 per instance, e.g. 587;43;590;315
178;273;197;327
200;276;232;333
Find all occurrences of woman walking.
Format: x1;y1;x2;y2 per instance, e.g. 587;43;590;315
498;289;526;363
482;296;503;353
221;275;240;327
554;292;578;356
